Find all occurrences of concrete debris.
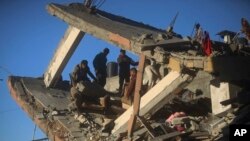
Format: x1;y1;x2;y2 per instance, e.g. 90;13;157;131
7;1;250;141
51;110;59;116
101;132;110;137
36;113;45;120
74;114;86;123
94;117;104;125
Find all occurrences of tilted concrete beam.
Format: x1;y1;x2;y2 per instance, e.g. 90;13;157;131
44;26;85;87
112;71;190;134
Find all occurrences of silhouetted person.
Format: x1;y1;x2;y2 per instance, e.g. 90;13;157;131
194;23;203;44
117;49;138;92
93;48;109;87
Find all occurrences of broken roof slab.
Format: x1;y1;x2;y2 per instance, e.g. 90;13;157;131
47;3;180;62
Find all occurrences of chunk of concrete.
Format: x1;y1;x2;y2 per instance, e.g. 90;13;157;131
210;80;231;115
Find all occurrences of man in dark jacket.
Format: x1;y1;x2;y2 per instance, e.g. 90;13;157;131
93;48;109;87
72;60;96;86
117;49;138;92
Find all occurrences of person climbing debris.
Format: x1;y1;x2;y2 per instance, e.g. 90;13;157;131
143;59;161;91
69;81;108;114
71;60;97;86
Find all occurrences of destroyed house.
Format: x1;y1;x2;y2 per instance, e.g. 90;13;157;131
7;2;250;141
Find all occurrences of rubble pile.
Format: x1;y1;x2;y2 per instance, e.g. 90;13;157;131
7;1;250;141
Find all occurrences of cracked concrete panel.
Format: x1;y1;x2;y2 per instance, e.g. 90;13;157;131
210;82;231;115
185;71;213;98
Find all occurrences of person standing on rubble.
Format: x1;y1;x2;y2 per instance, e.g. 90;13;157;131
143;59;161;91
193;23;212;56
93;48;110;87
194;23;203;44
241;18;250;43
202;31;212;56
117;49;138;93
71;60;97;86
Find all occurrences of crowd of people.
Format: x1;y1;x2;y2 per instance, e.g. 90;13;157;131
70;47;164;112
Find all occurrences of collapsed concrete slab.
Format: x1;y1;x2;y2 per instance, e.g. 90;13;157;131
46;3;183;63
112;71;190;134
168;54;250;81
185;71;213;98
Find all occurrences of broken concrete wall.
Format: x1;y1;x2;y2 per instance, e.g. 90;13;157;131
210;81;232;115
210;79;242;115
185;71;213;98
